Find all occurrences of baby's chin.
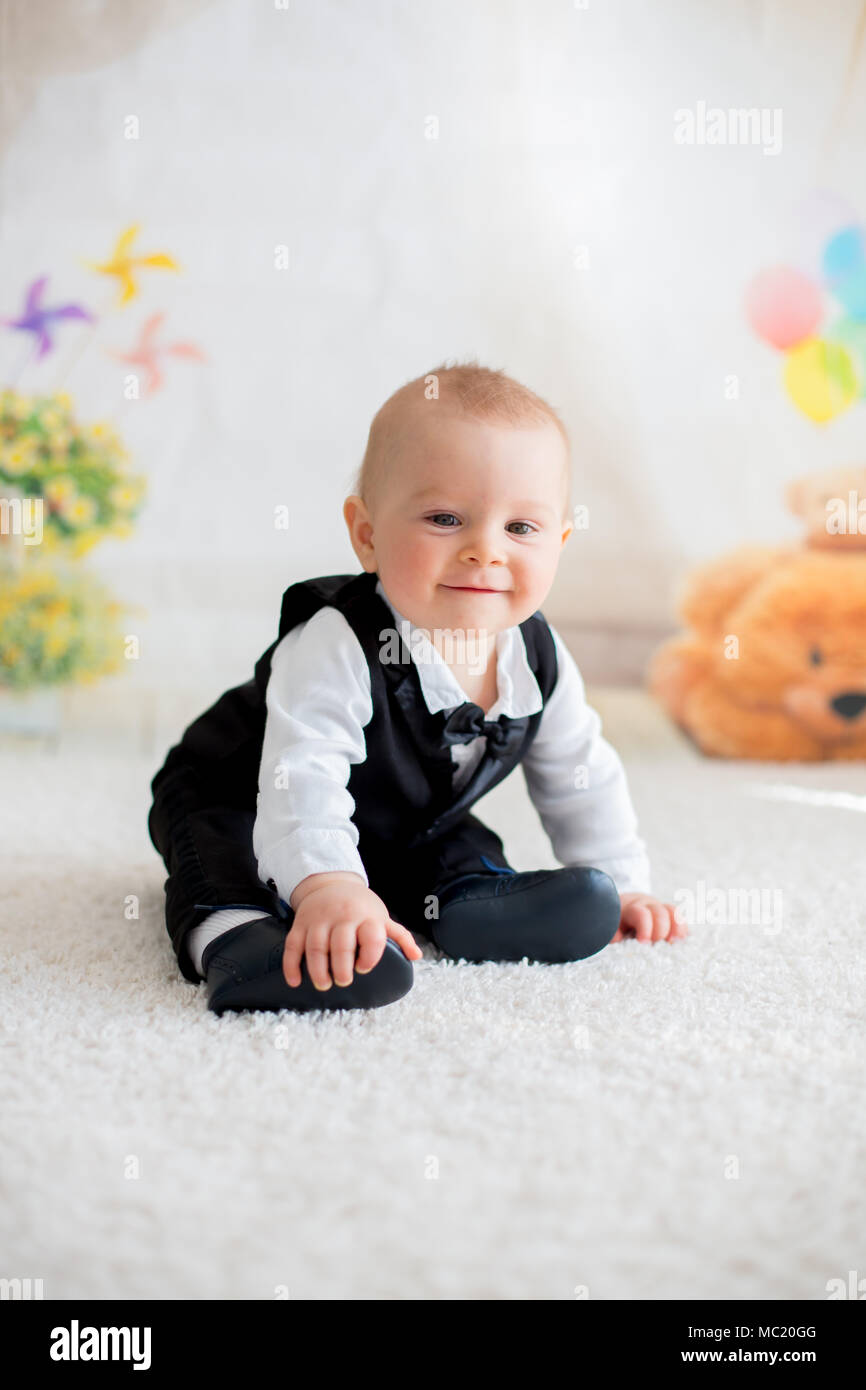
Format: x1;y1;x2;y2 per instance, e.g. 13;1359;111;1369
430;583;527;630
434;584;517;618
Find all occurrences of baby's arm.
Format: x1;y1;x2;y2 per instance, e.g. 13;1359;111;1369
521;624;685;943
253;607;420;988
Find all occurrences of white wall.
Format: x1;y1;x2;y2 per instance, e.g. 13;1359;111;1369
2;0;865;702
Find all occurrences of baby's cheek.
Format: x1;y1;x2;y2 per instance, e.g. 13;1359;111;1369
393;533;440;586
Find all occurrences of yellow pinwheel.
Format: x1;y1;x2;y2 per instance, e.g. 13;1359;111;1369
84;224;179;306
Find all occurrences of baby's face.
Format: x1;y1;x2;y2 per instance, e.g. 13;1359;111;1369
345;402;573;646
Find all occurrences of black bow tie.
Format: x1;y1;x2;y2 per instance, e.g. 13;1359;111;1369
440;702;514;758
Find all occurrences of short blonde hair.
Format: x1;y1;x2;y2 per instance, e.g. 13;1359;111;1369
350;358;572;520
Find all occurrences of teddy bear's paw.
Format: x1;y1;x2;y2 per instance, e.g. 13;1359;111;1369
682;684;826;761
646;637;710;723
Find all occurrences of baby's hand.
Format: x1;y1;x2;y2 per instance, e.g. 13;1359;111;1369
611;892;688;944
284;873;423;990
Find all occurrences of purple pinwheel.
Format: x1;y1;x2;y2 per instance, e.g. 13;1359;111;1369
0;276;95;359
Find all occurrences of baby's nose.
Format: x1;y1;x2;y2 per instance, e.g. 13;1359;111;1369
459;529;504;563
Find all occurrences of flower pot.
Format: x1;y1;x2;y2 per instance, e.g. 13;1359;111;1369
0;684;62;735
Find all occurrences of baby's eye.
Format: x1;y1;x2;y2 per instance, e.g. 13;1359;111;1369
809;645;823;666
425;514;537;535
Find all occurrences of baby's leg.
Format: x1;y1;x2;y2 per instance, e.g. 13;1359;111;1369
394;814;620;963
431;865;621;963
148;750;414;1012
147;746;288;983
199;914;414;1016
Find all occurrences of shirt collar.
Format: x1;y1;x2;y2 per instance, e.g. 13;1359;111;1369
374;576;543;719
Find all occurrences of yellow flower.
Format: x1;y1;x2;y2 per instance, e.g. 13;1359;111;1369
2;444;34;476
61;495;98;525
109;483;139;511
54;392;74;412
40;599;68;620
44;476;77;504
70;533;99;557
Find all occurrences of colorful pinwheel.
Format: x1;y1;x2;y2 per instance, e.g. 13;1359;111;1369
108;313;206;395
84;223;179;307
0;277;94;360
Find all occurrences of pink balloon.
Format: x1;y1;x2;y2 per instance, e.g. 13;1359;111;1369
745;266;824;350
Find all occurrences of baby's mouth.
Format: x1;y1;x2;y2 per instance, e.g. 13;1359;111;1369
441;583;507;593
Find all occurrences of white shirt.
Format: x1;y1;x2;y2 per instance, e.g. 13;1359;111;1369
252;577;652;905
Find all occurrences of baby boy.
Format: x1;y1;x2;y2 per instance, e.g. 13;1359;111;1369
147;361;685;1016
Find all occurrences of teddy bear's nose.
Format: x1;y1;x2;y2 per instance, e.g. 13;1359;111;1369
830;692;866;721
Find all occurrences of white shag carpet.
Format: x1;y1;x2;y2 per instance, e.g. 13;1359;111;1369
2;692;864;1301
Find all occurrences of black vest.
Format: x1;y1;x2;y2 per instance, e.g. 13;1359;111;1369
176;570;559;857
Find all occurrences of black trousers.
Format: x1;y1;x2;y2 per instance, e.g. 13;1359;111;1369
147;745;515;984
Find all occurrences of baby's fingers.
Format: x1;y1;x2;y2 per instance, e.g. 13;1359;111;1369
282;926;307;988
626;904;654;943
649;904;674;942
354;919;387;976
304;925;334;991
330;922;359;988
386;918;423;961
669;904;690;940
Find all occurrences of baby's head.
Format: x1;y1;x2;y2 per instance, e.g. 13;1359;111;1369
343;361;574;638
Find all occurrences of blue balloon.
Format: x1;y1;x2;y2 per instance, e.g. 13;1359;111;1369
822;225;866;283
833;266;866;320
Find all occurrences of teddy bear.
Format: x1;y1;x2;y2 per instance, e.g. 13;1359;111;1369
785;463;866;550
647;545;866;759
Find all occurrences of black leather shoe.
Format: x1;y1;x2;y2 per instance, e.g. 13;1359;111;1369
201;915;415;1015
430;866;621;963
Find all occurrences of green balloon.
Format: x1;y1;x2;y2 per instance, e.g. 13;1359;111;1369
827;316;866;397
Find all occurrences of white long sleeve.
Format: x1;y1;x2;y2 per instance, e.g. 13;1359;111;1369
252;604;373;905
520;625;652;896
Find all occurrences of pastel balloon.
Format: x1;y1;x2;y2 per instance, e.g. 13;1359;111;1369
827;316;866;396
745;267;823;349
783;338;858;423
822;225;866;282
832;265;866;320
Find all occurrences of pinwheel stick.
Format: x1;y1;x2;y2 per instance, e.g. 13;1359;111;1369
49;287;116;393
7;335;41;388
